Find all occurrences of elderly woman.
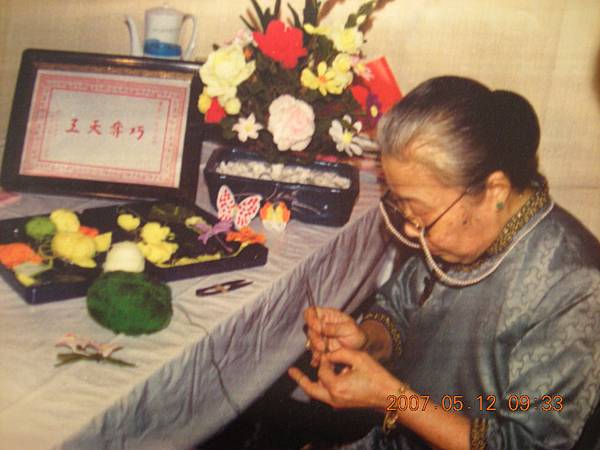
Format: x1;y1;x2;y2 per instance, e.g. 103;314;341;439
288;76;600;449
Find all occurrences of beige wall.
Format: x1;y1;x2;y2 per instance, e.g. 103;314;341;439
1;0;599;236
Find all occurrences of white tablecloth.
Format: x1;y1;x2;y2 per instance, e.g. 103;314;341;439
0;144;391;450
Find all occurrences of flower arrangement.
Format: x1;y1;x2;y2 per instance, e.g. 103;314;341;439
198;0;396;161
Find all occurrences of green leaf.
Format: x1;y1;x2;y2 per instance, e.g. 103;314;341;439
55;353;86;367
288;4;302;28
273;0;282;18
250;0;268;30
346;14;357;28
314;35;334;63
346;0;377;28
240;15;257;32
147;204;199;224
358;1;377;16
303;0;319;26
220;116;238;140
104;356;137;368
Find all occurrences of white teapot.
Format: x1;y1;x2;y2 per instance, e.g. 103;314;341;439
125;5;197;60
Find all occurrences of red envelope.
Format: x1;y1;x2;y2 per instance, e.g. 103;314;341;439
352;56;402;115
363;56;402;113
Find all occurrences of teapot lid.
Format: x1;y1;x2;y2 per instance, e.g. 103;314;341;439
146;5;183;16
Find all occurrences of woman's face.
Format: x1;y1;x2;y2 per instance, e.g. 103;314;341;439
382;153;499;264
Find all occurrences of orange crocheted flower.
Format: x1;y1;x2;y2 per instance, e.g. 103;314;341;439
225;227;266;245
0;243;43;269
79;226;99;237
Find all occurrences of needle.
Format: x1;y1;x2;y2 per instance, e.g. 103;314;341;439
307;283;328;354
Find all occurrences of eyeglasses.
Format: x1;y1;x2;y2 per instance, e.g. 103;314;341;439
380;186;471;245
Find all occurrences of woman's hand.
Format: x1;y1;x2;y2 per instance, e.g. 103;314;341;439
289;349;472;450
289;347;398;410
304;307;367;367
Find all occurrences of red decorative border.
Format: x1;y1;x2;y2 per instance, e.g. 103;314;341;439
20;71;189;188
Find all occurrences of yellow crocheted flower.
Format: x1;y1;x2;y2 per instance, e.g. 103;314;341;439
137;222;178;264
50;209;80;233
185;216;207;228
117;214;141;232
329;26;364;54
137;241;179;265
140;222;171;245
331;53;354;91
301;62;340;96
303;23;331;36
94;232;112;252
198;90;213;114
52;231;97;268
199;44;256;105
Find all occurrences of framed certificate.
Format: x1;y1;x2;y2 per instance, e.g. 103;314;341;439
1;49;204;203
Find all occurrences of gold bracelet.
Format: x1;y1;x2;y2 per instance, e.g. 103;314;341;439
382;381;409;434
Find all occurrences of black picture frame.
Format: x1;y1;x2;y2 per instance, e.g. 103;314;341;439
1;49;204;204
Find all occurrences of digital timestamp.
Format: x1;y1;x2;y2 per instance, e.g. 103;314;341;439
386;394;564;413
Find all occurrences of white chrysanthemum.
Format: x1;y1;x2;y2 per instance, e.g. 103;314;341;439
329;115;372;157
232;114;264;142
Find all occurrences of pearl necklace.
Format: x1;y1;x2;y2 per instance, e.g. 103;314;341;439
379;201;555;287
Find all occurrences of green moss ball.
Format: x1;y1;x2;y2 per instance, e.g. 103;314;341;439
25;216;56;240
87;271;172;335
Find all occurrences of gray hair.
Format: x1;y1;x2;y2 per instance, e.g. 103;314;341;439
377;76;543;190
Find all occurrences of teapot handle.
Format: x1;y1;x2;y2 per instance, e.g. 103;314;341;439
182;14;198;60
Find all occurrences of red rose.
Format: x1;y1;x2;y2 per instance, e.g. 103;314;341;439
253;20;307;69
205;98;226;124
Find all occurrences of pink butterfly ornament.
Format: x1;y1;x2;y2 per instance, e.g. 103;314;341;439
217;185;262;230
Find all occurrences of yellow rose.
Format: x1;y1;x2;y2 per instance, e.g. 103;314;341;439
49;209;80;233
329;27;364;54
140;222;171;245
199;44;255;104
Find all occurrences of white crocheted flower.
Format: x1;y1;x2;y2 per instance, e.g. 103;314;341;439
267;95;315;151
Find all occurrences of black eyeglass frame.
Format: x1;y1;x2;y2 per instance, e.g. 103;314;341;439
381;186;473;239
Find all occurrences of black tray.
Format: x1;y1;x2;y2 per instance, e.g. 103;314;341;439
0;201;268;304
204;147;360;227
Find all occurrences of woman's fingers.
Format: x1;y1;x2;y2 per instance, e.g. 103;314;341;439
305;307;354;326
321;320;360;339
306;328;326;352
317;349;361;389
304;307;323;333
288;367;331;403
324;347;360;366
310;349;324;367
